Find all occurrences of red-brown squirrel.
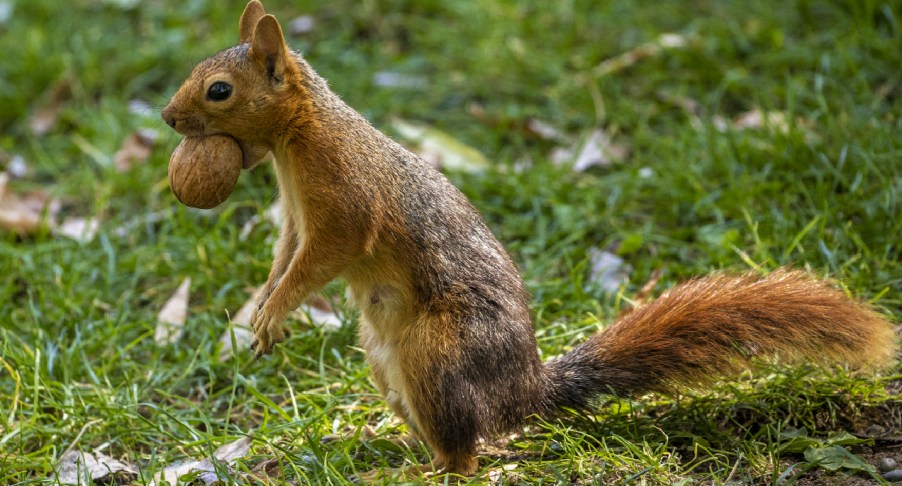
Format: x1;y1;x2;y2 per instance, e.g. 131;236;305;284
161;1;898;476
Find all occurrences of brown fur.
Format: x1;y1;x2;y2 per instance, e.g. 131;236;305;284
162;2;898;477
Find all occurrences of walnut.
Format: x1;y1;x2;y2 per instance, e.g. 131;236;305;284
168;135;242;209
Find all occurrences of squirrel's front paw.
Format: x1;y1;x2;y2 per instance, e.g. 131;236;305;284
250;306;287;358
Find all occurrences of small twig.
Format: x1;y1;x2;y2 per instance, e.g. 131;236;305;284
61;418;102;458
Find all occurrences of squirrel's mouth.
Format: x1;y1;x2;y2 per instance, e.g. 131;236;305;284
236;139;270;169
238;141;254;169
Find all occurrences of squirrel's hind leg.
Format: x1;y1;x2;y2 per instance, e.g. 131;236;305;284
395;315;488;476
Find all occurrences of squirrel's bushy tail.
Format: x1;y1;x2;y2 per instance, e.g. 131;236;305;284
542;269;897;411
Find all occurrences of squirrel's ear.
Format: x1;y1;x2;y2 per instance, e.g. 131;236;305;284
239;1;266;43
250;14;290;81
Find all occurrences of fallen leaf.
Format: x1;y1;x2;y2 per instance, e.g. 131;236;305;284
591;33;689;78
54;450;138;485
803;445;875;473
587;248;632;293
556;129;629;172
574;130;614;171
525;118;566;141
152;436;252;486
290;295;343;330
113;129;158;172
485;463;518;484
251;456;287;480
29;78;72;136
155;278;191;345
0;173;59;235
391;119;489;173
55;217;100;243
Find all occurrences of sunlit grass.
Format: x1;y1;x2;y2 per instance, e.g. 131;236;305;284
1;0;900;484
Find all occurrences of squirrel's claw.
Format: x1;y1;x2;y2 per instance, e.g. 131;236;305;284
249;306;286;357
250;338;262;359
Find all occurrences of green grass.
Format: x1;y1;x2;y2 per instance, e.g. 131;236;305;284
1;0;900;484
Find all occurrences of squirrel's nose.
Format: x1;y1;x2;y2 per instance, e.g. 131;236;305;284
161;105;177;128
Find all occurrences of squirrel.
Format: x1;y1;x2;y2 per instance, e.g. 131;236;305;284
161;0;898;476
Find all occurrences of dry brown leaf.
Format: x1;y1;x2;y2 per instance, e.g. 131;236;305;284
113;129;158;172
151;436;252;486
29;79;72;136
154;278;191;345
0;173;59;235
55;450;138;485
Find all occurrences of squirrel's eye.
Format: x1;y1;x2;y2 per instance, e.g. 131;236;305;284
207;82;233;101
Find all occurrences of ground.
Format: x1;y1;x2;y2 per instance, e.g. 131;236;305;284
0;0;900;484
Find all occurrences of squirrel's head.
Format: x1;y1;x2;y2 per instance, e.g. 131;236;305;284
161;1;303;169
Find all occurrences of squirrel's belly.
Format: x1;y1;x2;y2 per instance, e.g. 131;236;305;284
351;282;421;424
358;315;412;421
348;283;407;333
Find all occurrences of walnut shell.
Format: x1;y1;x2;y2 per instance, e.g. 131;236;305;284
168;135;242;209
